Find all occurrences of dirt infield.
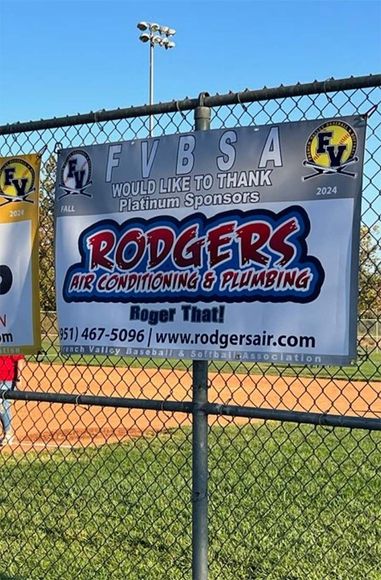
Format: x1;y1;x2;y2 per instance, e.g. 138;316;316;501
3;362;381;450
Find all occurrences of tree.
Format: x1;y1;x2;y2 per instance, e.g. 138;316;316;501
39;155;56;312
358;224;381;318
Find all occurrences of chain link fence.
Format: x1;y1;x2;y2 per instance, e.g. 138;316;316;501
359;318;381;353
0;74;380;579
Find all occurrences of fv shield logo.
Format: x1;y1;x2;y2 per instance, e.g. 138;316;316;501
59;150;92;199
303;120;358;181
0;158;36;206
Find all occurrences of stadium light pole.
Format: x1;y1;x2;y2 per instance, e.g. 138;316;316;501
137;21;176;136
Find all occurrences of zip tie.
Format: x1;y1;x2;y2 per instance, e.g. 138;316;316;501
237;92;249;115
322;77;334;105
93;109;105;132
36;350;45;363
175;100;188;122
37;144;48;157
36;350;46;363
161;391;178;414
54;142;62;154
318;411;331;430
214;397;232;419
362;104;378;119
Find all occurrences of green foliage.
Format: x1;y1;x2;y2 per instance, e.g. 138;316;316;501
39;155;56;311
358;225;381;318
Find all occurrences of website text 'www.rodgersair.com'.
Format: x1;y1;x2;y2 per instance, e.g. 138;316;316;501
155;329;316;350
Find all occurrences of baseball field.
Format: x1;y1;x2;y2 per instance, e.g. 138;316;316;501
0;358;380;578
4;358;381;449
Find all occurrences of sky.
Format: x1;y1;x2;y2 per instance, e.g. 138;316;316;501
0;0;380;126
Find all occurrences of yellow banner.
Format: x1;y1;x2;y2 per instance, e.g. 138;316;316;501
0;153;41;354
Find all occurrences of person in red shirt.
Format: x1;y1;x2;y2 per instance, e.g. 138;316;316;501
0;355;25;445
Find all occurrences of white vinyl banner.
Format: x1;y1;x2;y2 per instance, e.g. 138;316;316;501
55;117;366;365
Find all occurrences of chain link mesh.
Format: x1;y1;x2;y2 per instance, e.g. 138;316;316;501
0;79;380;579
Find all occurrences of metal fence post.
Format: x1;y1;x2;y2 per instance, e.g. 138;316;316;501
192;93;211;580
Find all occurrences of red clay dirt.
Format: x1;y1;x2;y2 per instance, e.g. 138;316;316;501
3;362;381;451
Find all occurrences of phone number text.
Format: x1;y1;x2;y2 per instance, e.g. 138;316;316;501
59;326;146;343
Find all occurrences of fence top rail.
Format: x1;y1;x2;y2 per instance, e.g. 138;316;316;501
1;74;380;136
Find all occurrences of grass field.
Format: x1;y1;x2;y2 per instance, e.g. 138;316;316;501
0;424;380;579
38;340;381;382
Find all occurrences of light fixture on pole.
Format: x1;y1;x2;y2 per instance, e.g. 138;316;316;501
137;21;176;136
